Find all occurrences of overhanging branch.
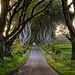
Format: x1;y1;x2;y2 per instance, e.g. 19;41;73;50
5;0;53;42
8;2;18;11
21;0;53;25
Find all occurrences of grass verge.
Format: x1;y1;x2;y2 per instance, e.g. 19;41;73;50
55;44;72;54
39;45;75;75
0;49;31;75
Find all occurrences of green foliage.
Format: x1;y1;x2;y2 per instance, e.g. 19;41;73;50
54;47;62;54
50;44;62;54
45;57;75;75
12;43;23;53
0;54;29;75
47;43;51;48
41;43;62;55
55;44;72;54
44;0;64;23
0;44;31;75
25;45;29;50
29;46;32;50
38;43;42;46
22;50;27;53
39;44;75;75
31;0;64;42
11;43;31;57
12;43;24;57
55;44;72;49
50;43;56;52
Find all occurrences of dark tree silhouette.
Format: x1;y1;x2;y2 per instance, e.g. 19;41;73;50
61;0;75;60
0;0;53;61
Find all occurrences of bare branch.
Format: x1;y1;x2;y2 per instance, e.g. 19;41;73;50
31;0;45;16
5;0;32;40
62;0;75;36
8;2;18;11
21;0;53;25
5;0;53;42
63;34;71;41
68;1;74;9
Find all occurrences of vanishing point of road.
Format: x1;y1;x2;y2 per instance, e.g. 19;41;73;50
12;45;61;75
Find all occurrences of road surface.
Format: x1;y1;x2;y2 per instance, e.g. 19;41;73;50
12;45;60;75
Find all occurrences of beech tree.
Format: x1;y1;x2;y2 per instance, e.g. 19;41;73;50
0;0;53;61
31;0;64;44
31;16;55;44
19;21;32;47
61;0;75;60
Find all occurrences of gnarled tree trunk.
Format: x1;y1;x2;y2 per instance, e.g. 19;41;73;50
70;33;75;60
0;37;4;61
62;0;75;60
4;37;16;57
4;42;12;57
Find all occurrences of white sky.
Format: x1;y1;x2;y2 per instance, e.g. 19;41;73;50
68;0;74;13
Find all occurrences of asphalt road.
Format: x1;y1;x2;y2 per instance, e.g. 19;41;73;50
12;45;60;75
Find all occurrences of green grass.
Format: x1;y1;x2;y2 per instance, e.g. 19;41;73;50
55;44;71;48
0;47;31;75
55;44;72;54
40;48;75;75
61;48;72;54
39;43;75;75
45;57;75;75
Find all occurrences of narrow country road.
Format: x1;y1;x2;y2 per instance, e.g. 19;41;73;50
12;45;60;75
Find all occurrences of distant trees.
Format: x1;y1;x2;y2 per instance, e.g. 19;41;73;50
1;0;75;61
61;0;75;60
31;0;64;44
0;0;53;61
19;21;32;47
31;15;55;44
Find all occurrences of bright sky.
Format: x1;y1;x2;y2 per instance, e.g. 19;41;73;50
68;0;72;5
55;24;69;36
56;0;75;36
68;0;74;13
68;0;75;27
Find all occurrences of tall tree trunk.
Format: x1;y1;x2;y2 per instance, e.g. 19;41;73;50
0;0;8;61
4;37;16;57
0;38;4;61
70;33;75;60
4;42;12;57
61;0;75;60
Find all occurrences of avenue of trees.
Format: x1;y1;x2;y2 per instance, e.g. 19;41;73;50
0;0;53;61
0;0;75;60
19;21;32;47
31;0;64;44
61;0;75;60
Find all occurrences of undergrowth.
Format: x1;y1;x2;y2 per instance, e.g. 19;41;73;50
39;43;75;75
0;43;31;75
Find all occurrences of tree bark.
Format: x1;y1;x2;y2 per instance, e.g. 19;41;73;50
62;0;75;60
4;37;16;57
0;0;53;61
70;33;75;60
4;42;12;57
0;38;4;61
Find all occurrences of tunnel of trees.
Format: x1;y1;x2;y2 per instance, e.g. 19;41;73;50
0;0;75;61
